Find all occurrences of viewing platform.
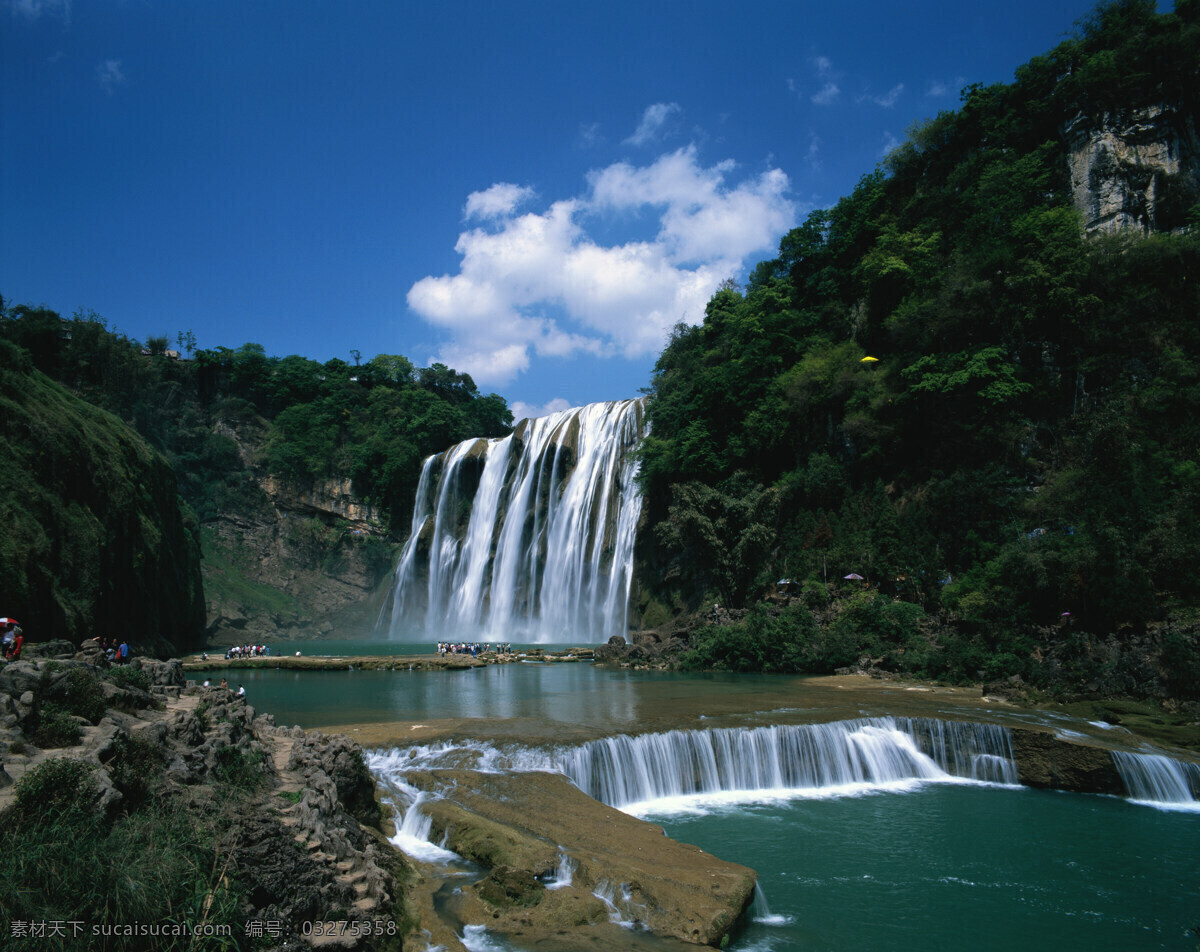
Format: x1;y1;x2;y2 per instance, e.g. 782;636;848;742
181;646;596;673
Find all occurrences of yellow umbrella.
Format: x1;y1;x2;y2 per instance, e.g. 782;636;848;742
860;356;879;363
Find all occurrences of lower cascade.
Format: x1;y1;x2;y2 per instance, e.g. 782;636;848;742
368;718;1022;827
1112;750;1200;809
552;718;1020;809
384;399;645;644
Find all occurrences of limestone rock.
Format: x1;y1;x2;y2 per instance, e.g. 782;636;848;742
1065;105;1200;235
1010;727;1124;794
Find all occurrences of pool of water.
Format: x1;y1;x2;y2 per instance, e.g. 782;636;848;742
227;662;1200;951
655;783;1199;952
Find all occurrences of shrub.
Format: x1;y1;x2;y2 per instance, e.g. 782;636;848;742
108;665;152;693
31;702;83;748
213;744;266;790
40;666;107;724
681;604;820;673
108;734;164;807
12;757;98;823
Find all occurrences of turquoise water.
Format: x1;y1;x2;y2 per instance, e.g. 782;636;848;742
656;784;1200;952
196;663;846;732
228;663;1200;951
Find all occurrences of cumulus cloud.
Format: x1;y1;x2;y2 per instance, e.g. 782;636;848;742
464;183;535;220
97;58;124;93
625;102;681;146
407;145;796;385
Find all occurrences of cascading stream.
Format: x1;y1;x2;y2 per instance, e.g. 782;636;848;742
552;717;1019;810
367;717;1022;850
383;399;645;644
1111;750;1200;810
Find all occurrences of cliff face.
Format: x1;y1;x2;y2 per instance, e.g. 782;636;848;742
202;419;397;644
0;341;206;652
1065;104;1200;234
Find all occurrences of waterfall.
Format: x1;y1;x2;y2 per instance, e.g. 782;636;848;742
384;399;646;644
552;718;1019;810
749;884;793;926
543;849;575;890
1112;751;1200;811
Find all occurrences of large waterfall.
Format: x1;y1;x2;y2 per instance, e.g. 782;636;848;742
384;399;646;643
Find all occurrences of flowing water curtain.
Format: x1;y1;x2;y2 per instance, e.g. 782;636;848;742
386;399;647;643
552;718;1020;808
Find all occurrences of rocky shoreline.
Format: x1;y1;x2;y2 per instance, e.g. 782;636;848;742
0;643;416;951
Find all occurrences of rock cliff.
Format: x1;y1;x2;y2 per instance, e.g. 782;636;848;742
202;418;397;644
1065;104;1200;234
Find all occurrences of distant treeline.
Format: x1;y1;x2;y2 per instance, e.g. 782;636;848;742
0;304;512;534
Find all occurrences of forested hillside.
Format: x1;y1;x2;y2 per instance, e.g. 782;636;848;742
636;0;1200;695
0;304;512;643
0;338;205;650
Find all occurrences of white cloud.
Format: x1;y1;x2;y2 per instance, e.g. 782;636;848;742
812;83;839;106
509;397;573;421
881;131;901;156
10;0;69;22
406;145;797;385
809;55;841;106
871;83;904;108
97;58;124;93
464;183;535;220
625;102;681;146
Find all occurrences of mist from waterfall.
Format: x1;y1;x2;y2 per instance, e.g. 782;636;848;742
384;399;645;644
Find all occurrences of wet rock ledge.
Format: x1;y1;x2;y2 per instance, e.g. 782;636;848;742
402;767;757;949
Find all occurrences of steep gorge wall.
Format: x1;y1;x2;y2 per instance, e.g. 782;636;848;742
201;419;397;644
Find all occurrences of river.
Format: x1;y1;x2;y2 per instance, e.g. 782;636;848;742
211;644;1200;951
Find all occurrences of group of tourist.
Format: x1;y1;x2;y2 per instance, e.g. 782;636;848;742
224;644;271;659
98;637;131;663
436;642;511;657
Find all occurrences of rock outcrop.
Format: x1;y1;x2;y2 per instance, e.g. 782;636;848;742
0;657;414;950
1065;104;1200;234
405;767;757;948
1009;726;1126;795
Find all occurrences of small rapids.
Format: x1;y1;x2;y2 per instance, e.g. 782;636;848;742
1111;750;1200;812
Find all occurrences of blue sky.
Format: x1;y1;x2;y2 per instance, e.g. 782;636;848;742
4;0;1113;421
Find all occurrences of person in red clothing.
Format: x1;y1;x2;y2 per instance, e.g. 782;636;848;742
4;627;23;660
